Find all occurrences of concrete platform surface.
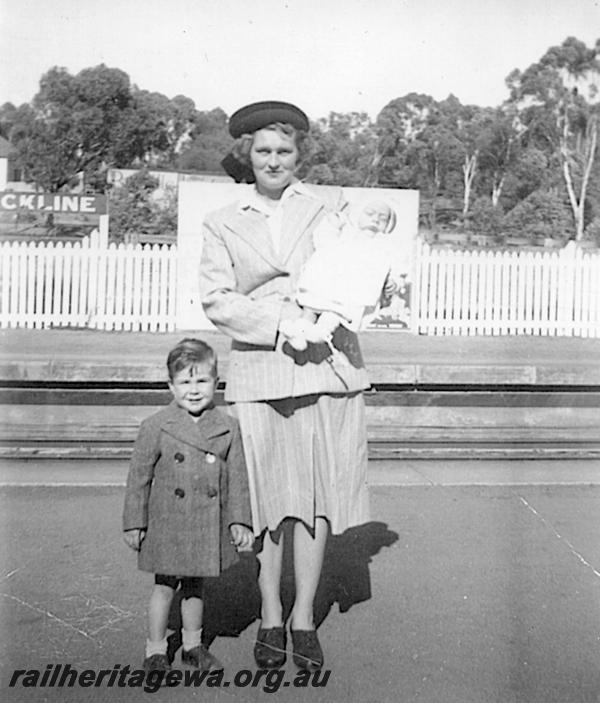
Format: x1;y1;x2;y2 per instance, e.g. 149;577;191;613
1;457;600;487
1;328;600;385
2;481;600;703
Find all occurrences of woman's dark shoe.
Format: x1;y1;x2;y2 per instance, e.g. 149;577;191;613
254;626;287;668
291;629;324;670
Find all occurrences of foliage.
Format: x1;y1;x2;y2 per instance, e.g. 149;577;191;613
476;107;522;207
502;189;573;243
174;108;232;172
15;65;143;190
375;92;437;189
465;197;505;239
505;37;600;240
0;102;21;140
4;65;225;192
584;217;600;245
3;37;599;248
303;112;377;186
107;169;177;242
492;146;554;215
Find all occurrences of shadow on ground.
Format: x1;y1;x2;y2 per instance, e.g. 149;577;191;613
165;520;398;655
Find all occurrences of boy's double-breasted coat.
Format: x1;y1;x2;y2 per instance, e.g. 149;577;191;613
122;402;252;577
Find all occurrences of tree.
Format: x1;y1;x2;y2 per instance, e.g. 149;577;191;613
505;146;552;206
304;112;377;186
465;196;505;241
376;93;472;225
7;64;195;192
9;65;133;190
107;169;177;242
375;93;437;187
476;107;523;207
502;188;572;243
0;102;22;140
436;97;488;217
175;108;232;173
506;37;600;240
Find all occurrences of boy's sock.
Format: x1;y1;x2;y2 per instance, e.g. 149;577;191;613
145;636;168;658
182;628;203;652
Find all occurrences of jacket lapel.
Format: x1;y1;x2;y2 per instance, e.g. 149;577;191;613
223;209;286;272
279;193;325;265
162;403;230;452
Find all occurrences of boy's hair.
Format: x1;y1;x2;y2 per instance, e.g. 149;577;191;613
166;338;218;380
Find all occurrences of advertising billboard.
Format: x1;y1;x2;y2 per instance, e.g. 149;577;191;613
176;181;418;331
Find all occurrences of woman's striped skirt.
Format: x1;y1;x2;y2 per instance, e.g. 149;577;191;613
233;392;369;535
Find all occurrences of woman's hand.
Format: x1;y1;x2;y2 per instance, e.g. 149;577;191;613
123;528;146;551
229;523;255;552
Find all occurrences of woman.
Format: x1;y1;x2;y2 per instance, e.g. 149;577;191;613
199;101;372;670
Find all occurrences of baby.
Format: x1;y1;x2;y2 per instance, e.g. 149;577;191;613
281;200;398;351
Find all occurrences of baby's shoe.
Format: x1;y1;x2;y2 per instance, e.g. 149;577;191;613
279;318;309;351
304;322;329;345
304;312;341;345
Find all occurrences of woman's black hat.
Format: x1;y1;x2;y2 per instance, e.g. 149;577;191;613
228;100;309;138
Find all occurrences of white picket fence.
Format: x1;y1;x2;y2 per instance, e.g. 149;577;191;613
1;234;599;336
412;241;600;336
0;232;178;331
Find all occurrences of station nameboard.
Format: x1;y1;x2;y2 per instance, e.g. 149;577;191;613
0;192;107;215
0;191;107;227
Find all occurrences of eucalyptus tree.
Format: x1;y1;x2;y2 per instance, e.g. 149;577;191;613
7;64;193;192
376;93;486;223
375;93;450;226
9;65;138;190
304;111;377;186
375;92;437;189
506;36;600;240
174;107;232;173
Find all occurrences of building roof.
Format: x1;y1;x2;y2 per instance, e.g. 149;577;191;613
0;135;13;158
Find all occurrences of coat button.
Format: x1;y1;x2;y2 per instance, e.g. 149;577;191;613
174;488;185;498
207;487;218;499
174;452;185;463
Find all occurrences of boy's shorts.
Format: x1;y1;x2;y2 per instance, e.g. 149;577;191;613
155;574;203;598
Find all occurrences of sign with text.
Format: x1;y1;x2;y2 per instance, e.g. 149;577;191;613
0;191;107;226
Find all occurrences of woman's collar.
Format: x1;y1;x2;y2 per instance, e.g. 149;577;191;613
237;179;314;213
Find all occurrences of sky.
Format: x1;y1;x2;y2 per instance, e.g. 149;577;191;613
1;0;599;121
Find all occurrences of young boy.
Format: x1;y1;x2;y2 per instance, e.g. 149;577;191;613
123;338;254;676
280;199;399;350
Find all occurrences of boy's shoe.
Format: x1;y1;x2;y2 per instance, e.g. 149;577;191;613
181;644;224;671
143;653;171;675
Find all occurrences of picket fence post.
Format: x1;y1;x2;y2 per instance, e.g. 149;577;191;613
1;235;598;336
412;241;600;337
0;232;178;332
